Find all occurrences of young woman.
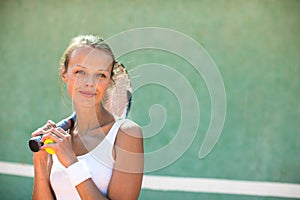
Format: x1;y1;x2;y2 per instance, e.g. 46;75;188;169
31;35;144;200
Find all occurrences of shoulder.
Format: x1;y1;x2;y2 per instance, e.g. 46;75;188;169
115;119;143;153
119;119;143;138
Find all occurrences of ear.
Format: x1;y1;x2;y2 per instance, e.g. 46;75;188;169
62;74;68;83
60;66;68;83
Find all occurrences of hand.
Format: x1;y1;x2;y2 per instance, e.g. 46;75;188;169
31;120;57;138
31;120;57;160
41;126;78;168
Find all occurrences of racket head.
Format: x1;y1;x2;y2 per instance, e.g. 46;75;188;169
102;61;132;119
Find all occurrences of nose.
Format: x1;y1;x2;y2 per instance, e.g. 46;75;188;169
85;74;97;87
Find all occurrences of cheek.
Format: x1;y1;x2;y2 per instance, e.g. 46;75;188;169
102;79;111;89
66;77;77;97
97;80;110;93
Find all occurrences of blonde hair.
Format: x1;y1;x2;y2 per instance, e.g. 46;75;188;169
60;35;116;78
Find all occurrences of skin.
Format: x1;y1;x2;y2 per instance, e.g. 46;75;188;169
32;46;144;200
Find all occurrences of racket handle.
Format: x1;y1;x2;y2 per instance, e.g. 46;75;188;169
28;113;76;152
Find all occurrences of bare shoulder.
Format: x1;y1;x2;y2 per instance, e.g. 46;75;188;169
115;119;143;153
113;119;144;174
119;119;143;138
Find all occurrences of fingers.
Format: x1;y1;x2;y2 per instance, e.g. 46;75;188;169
42;120;57;131
41;127;69;143
40;127;75;163
31;120;57;138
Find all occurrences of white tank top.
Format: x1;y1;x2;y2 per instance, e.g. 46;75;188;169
50;119;127;199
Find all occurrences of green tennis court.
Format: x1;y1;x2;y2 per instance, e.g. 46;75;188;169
0;1;299;199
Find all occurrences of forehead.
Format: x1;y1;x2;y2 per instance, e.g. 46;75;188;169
68;46;113;69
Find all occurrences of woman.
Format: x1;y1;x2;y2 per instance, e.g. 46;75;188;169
31;35;144;200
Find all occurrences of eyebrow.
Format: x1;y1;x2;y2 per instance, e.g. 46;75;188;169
73;64;110;72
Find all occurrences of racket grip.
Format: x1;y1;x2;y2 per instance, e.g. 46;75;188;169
28;113;76;152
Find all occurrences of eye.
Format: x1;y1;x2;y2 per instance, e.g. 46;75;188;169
96;73;107;78
74;70;85;75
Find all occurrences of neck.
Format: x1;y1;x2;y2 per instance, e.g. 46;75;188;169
73;104;114;134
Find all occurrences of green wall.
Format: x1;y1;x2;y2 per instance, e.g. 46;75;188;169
0;0;299;199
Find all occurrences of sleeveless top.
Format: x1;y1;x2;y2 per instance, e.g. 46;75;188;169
50;119;127;199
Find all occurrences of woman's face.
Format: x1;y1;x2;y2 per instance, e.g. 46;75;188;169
62;46;113;108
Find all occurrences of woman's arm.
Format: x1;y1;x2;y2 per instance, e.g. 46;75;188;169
72;121;144;200
32;122;56;200
40;122;110;200
74;179;109;200
107;121;144;200
32;152;56;200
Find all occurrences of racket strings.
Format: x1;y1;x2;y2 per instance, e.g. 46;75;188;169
103;62;132;119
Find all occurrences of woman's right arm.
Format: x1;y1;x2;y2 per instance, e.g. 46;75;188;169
32;153;55;200
31;121;56;200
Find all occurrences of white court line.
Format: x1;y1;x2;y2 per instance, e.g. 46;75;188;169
0;161;34;177
1;161;300;198
142;175;300;199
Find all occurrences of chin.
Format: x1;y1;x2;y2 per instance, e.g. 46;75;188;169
72;98;101;109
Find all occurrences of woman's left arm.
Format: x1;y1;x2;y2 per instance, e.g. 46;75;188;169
107;121;144;200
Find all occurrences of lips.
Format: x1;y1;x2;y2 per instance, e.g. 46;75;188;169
79;91;97;98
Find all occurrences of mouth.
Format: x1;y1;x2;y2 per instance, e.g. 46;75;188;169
79;91;97;98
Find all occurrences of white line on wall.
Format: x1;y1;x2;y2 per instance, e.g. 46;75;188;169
1;161;300;198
